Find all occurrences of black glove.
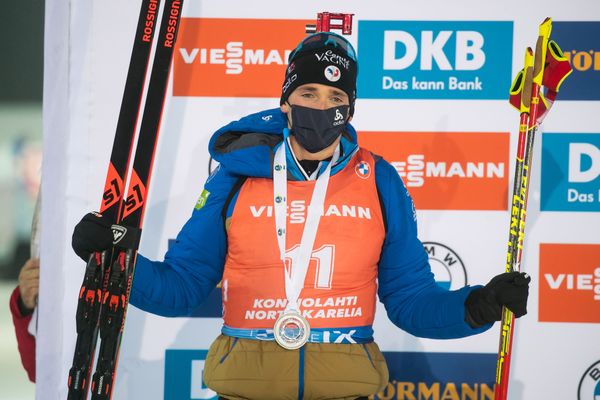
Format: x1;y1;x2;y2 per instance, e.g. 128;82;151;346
71;212;114;262
465;271;531;328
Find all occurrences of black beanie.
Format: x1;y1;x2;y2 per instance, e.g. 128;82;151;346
280;32;358;115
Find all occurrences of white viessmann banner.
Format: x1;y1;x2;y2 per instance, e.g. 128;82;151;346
41;1;600;399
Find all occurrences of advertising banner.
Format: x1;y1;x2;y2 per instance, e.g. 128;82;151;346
357;21;513;99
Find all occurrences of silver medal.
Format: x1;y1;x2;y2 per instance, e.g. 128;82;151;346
272;138;338;350
273;309;310;350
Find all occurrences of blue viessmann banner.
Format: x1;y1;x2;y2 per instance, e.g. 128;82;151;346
541;133;600;212
357;21;513;99
552;22;600;100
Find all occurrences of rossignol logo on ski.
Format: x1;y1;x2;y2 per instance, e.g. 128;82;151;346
359;131;509;210
163;0;182;48
173;18;311;97
357;20;513;99
111;225;128;245
142;0;159;42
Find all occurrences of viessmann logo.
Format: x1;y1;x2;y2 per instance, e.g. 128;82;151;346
539;244;600;323
249;201;372;224
357;20;512;99
359;131;509;210
173;18;310;97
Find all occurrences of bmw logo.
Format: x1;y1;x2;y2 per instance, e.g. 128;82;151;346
355;161;371;179
579;360;600;399
423;242;467;290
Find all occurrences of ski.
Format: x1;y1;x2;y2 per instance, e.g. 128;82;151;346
89;0;185;399
67;1;161;399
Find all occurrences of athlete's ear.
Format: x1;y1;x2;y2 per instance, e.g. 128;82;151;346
280;102;290;114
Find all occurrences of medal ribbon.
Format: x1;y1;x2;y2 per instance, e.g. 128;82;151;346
273;134;339;312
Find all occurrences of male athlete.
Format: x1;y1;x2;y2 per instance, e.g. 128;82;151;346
73;32;530;399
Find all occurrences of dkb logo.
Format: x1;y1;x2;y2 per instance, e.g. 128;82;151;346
541;133;600;211
357;20;512;99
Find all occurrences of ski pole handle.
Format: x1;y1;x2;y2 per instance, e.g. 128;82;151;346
533;18;552;87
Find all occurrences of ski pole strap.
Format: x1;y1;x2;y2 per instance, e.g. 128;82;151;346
542;40;573;92
111;224;142;250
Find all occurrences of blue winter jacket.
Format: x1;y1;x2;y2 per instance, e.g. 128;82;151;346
129;108;491;339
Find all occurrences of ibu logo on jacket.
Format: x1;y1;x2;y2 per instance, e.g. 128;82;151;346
357;20;512;99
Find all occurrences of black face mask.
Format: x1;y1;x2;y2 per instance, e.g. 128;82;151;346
289;104;349;153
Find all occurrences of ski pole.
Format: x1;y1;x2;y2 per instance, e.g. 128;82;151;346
494;17;552;400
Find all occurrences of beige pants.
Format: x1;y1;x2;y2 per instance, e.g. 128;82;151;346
203;335;389;400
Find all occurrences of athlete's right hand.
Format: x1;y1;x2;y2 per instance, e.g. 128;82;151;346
72;212;114;262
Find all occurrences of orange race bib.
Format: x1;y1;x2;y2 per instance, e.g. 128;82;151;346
222;149;386;330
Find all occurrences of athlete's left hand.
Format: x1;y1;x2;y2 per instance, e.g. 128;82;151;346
464;271;531;328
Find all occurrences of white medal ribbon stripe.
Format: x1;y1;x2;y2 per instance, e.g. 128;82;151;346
273;140;340;312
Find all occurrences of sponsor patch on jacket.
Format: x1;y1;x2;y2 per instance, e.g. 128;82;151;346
195;189;211;210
